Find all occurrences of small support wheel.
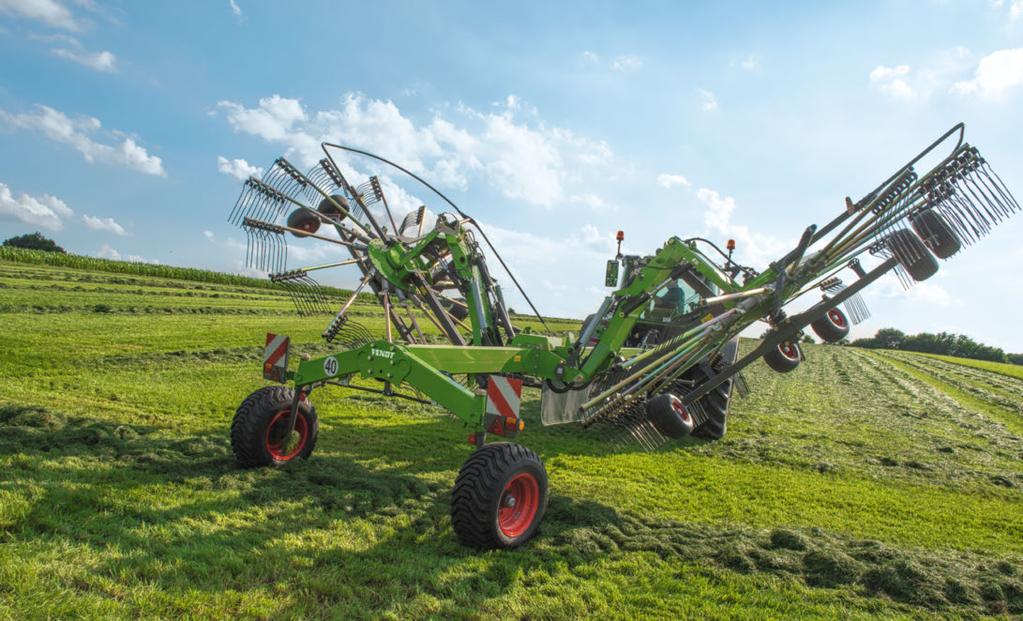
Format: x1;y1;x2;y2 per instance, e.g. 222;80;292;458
910;209;960;259
451;443;548;549
764;340;802;373
810;307;850;343
231;386;318;467
886;229;939;281
646;393;694;439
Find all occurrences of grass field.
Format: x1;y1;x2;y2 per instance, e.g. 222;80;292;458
1;257;1022;620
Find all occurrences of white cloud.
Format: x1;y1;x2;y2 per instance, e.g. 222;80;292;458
51;46;116;72
867;273;958;308
579;51;643;72
0;105;166;176
737;55;758;71
951;48;1023;100
869;49;975;101
869;64;916;99
216;92;616;208
81;214;126;235
228;0;241;17
611;55;643;71
218;95;307;143
475;221;618;316
0;0;81;30
568;193;609;210
697;88;718;111
0;181;73;230
96;244;156;263
656;173;691;189
203;229;215;241
991;0;1023;20
217;155;262;180
696;187;789;267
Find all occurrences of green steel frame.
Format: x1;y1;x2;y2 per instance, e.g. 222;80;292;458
253;122;1017;438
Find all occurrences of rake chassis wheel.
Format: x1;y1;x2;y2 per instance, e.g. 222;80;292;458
810;307;850;343
646;393;695;439
231;386;318;467
451;443;548;549
763;340;802;373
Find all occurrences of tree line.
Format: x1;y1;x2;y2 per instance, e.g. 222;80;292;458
850;328;1023;366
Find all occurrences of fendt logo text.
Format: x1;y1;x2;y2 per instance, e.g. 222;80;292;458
371;348;395;360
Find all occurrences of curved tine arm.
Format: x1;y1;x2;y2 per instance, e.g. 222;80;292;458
320;141;552;333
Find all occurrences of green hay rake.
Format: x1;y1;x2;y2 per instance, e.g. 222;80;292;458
226;123;1018;548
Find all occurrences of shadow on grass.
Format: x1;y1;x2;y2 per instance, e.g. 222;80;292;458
2;402;1021;618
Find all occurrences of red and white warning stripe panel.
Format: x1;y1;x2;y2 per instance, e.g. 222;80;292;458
263;332;290;383
485;376;524;436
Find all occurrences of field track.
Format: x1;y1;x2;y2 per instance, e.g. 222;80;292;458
1;257;1021;619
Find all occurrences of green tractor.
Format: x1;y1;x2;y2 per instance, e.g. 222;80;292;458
225;124;1017;548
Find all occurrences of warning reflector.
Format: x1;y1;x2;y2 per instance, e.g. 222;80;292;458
485;376;523;436
263;332;290;383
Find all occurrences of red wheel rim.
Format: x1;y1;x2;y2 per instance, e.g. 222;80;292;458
265;409;309;461
827;309;847;328
780;342;799;360
498;472;540;539
670;397;691;422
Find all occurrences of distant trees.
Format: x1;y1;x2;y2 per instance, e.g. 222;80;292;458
850;327;1019;365
3;232;65;253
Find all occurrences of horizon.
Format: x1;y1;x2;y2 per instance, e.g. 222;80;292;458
2;0;1022;348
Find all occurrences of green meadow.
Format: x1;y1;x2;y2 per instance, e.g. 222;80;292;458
1;253;1021;619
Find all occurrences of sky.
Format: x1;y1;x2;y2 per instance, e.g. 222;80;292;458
1;0;1022;349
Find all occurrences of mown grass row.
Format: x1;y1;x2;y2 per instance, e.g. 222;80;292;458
914;351;1023;381
0;246;290;289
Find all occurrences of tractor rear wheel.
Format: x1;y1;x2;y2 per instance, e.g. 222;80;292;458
646;393;695;439
764;340;801;373
451;443;548;549
811;307;850;343
231;386;318;467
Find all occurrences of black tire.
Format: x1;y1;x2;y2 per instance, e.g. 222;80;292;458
764;340;801;373
646;393;695;439
231;386;318;467
451;443;548;549
691;337;740;440
910;209;960;259
886;229;939;281
810;307;850;343
317;194;349;221
286;208;321;237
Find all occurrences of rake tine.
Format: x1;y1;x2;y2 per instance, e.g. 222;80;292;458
982;164;1021;213
269;231;280;272
263;159;305;200
228;178;253;224
971;164;1016;220
958;153;1006;219
319;157;355;195
244;227;255;268
373;177;399;235
230;178;268;225
935;200;972;245
949;191;989;239
960;174;1003;229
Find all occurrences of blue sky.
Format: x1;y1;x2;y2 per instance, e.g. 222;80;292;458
2;0;1022;349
